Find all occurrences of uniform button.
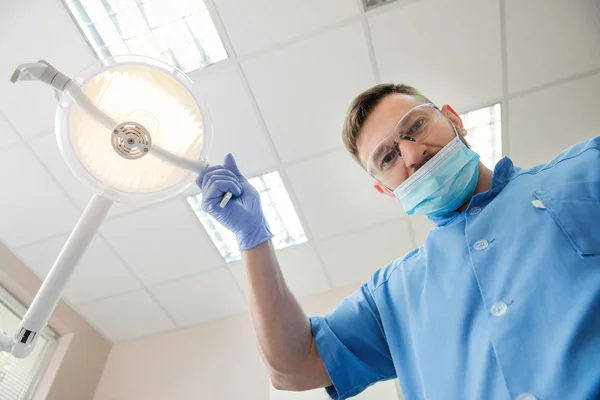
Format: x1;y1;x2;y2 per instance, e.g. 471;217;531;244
516;393;537;400
490;302;508;317
469;207;482;215
473;240;489;251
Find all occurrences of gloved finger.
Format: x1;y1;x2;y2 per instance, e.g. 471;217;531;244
198;165;225;186
199;169;240;191
206;175;243;197
223;153;245;180
203;176;243;201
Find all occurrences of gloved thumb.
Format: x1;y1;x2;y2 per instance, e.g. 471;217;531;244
223;153;243;178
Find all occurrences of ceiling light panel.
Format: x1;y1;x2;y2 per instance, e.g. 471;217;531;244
187;171;307;262
63;0;228;72
364;0;401;11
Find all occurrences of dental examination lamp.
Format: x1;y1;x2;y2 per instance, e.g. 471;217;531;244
0;56;231;359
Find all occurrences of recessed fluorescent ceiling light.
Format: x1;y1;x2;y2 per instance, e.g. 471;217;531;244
460;104;502;169
187;171;307;263
364;0;401;10
63;0;228;72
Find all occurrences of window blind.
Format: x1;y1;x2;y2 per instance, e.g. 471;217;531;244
0;286;56;400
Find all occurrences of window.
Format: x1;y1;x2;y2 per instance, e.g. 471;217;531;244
63;0;228;72
187;171;307;262
0;287;56;400
460;104;502;169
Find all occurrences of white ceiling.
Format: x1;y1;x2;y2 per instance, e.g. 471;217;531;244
369;0;503;111
1;0;599;343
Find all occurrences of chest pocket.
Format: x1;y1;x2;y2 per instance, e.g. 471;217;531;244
534;181;600;257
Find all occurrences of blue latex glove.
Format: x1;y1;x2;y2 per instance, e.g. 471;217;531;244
198;154;273;251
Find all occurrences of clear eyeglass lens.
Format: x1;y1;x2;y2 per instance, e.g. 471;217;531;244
367;104;438;180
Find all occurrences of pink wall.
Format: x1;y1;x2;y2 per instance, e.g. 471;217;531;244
0;243;112;400
93;285;358;400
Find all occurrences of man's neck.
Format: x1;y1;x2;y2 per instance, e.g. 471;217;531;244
457;161;494;212
473;161;494;196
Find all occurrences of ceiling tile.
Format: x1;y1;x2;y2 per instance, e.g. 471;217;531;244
242;22;376;163
227;261;245;289
76;290;175;342
409;214;435;248
509;73;600;168
0;0;96;138
100;200;224;285
369;0;502;111
506;0;600;93
273;244;331;298
28;133;145;219
285;149;404;240
0;143;80;248
188;63;276;176
214;0;360;56
317;217;415;288
229;243;330;299
15;235;140;305
0;112;20;150
149;268;246;327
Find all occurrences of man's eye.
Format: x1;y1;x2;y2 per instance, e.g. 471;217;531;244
409;118;424;134
380;152;395;168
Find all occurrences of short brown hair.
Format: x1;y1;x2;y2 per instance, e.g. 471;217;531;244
342;83;430;166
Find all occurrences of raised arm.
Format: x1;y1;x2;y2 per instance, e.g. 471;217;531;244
198;154;331;390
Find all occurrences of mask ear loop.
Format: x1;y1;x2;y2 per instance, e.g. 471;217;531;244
450;120;461;138
443;110;467;142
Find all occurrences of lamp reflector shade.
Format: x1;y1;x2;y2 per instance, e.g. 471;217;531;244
56;56;211;204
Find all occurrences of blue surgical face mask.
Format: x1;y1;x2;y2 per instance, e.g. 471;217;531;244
392;134;480;217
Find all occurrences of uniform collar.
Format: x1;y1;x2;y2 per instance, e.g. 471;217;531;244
428;157;518;227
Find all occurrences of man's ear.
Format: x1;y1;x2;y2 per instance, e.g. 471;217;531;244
441;104;467;136
374;181;396;198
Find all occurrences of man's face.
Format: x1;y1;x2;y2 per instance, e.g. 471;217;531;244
355;93;467;196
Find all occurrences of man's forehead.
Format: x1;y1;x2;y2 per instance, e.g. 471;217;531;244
356;94;427;165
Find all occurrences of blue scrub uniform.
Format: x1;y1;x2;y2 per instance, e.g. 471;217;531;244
310;137;600;400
